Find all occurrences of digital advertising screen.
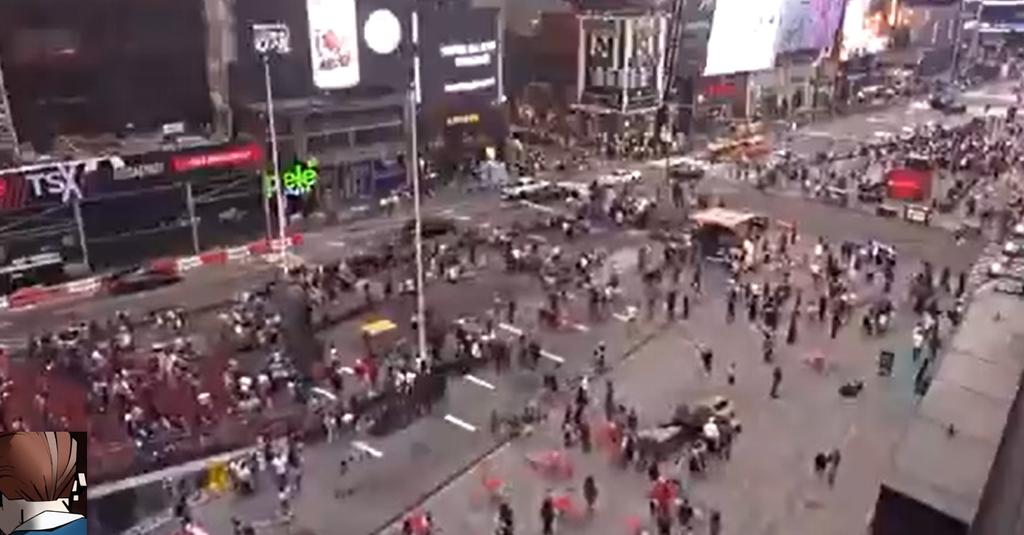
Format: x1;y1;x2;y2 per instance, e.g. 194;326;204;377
703;0;785;76
775;0;847;53
979;2;1024;31
677;0;717;78
418;4;500;106
580;17;626;108
307;0;361;89
233;0;411;101
840;0;890;60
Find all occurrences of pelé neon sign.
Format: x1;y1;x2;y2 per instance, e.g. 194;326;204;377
265;159;319;198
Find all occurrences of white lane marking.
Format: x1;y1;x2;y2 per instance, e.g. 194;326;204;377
352;440;384;458
464;374;496;390
499;323;523;336
520;200;557;214
931;20;939;45
444;414;478;432
452;215;472;222
329;240;346;247
541;350;566;364
527;233;549;243
613;313;631;322
571;323;590;333
311;386;338;401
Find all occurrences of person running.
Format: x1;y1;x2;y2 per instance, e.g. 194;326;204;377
583;475;599;512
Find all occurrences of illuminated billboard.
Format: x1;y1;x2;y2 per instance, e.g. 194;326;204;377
776;0;847;53
703;0;785;76
840;0;891;60
419;4;500;104
307;0;361;89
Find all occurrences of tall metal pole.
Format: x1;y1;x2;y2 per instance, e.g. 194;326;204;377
263;54;289;271
185;181;200;254
262;171;273;241
407;87;428;364
72;200;90;270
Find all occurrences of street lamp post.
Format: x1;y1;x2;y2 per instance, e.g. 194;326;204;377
407;12;428;364
253;23;291;271
406;88;428;364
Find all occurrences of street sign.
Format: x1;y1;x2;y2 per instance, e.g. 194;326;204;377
252;23;292;55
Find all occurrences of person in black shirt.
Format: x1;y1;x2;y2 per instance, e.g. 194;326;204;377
540;494;555;535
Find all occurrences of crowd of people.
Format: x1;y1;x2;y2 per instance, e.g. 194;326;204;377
12;74;1024;535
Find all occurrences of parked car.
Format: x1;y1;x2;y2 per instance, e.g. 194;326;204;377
597;169;642;186
987;257;1024;280
500;177;554;201
669;163;705;182
1003;239;1024;258
400;216;457;242
108;266;182;295
930;92;966;114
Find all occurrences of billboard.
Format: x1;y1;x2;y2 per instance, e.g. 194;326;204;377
776;0;847;53
840;0;890;60
704;0;785;76
0;142;265;213
677;0;717;78
581;18;627;108
979;2;1024;32
233;0;411;100
307;0;361;89
418;4;500;105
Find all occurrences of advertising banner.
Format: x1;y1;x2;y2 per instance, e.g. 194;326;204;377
624;16;665;109
886;167;932;202
775;0;847;53
234;0;411;100
979;2;1024;32
840;0;890;60
419;4;500;106
704;0;785;76
0;142;264;212
169;143;264;173
580;18;626;109
677;0;717;78
307;0;361;89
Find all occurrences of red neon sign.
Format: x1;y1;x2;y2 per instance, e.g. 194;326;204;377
170;143;264;173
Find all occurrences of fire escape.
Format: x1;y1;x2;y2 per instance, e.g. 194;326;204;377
0;56;20;166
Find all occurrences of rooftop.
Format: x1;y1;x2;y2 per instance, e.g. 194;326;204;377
882;285;1024;527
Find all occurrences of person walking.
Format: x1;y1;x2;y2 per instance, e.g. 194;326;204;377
540;493;556;535
497;501;514;535
700;345;714;376
709;509;722;535
583;475;599;512
827;448;842;487
770;366;782;398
